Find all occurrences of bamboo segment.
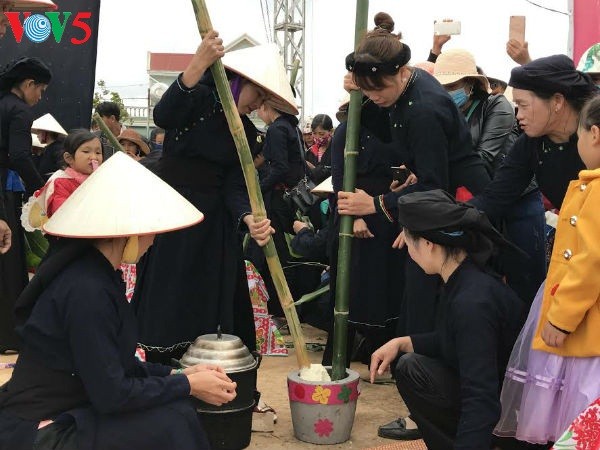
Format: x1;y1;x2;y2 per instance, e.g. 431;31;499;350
331;0;369;382
92;113;125;153
192;0;309;369
290;59;301;85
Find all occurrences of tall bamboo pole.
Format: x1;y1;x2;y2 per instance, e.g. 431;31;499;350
191;0;309;369
331;0;369;381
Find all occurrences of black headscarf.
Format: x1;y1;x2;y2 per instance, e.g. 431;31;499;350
0;57;52;92
345;45;412;76
397;190;522;266
509;54;595;98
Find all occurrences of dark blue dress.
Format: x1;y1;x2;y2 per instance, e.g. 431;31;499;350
0;246;209;450
132;73;257;362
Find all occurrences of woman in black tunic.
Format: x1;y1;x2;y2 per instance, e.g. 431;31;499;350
337;13;490;337
246;102;305;317
132;33;295;363
471;55;597;222
0;57;50;353
370;190;524;450
0;153;236;450
322;100;404;366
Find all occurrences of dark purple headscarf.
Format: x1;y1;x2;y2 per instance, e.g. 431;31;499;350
229;75;244;105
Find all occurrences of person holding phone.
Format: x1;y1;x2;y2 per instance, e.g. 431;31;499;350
323;96;405;367
338;12;490;336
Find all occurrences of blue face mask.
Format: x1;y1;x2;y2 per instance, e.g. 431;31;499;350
152;143;163;151
448;87;468;108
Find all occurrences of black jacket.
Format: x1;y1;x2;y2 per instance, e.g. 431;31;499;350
374;69;490;218
0;92;44;196
471;133;584;218
259;115;303;192
411;260;523;450
467;93;518;176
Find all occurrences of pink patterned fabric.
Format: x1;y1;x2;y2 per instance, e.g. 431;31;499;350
246;261;288;356
120;263;137;303
553;398;600;450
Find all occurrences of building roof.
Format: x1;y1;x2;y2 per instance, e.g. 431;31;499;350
147;34;260;74
147;53;193;73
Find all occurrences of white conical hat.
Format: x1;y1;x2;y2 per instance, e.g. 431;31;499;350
31;133;47;148
8;0;57;11
312;176;333;196
222;44;299;116
43;152;204;238
31;113;67;136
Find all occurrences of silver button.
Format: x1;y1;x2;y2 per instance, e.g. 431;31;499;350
563;249;573;260
570;216;577;226
580;183;587;191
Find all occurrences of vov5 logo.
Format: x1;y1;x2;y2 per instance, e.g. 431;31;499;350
3;11;92;45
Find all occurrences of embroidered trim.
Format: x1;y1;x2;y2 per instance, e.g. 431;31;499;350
176;75;196;93
378;195;393;223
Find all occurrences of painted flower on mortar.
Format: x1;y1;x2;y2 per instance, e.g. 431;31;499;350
312;385;332;405
314;418;334;437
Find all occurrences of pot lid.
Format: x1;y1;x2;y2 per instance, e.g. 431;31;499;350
180;331;257;373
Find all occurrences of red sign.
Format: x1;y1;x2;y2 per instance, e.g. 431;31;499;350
572;0;600;63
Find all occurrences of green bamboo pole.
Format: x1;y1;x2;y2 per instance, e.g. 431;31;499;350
191;0;310;369
92;113;125;153
331;0;369;381
290;58;301;85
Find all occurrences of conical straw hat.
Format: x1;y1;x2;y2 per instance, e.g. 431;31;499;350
31;133;47;148
43;152;204;238
223;44;298;116
9;0;57;11
312;176;333;195
31;113;67;136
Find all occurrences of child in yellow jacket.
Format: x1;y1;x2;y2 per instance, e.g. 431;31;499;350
495;95;600;445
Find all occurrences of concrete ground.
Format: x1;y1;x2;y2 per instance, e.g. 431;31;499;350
0;325;408;450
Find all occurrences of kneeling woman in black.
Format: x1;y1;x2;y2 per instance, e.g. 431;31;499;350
370;190;524;450
0;154;236;450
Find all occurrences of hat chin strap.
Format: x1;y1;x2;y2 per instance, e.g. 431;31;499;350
121;236;139;264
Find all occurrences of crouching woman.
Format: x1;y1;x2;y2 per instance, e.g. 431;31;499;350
0;153;235;450
370;190;524;450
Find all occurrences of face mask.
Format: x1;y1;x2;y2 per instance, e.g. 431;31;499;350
448;87;468;108
153;143;163;151
314;135;330;148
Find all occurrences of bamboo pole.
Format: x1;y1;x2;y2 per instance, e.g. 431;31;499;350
331;0;369;381
92;113;124;153
191;0;309;369
290;58;301;85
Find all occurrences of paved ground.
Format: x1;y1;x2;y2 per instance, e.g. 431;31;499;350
0;325;408;449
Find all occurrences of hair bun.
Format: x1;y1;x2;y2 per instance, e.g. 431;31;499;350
374;12;394;32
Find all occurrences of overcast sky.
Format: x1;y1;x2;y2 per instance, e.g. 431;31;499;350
95;0;570;123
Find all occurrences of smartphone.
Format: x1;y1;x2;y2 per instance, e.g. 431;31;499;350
434;20;461;36
391;166;410;185
509;16;526;43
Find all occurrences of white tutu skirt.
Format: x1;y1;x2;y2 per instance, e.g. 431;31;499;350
494;282;600;444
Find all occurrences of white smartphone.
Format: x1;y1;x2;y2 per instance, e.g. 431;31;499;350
434;20;462;36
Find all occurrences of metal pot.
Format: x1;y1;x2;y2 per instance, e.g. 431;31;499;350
180;332;260;450
179;331;260;412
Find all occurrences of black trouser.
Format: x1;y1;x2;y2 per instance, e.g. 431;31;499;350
395;353;460;450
